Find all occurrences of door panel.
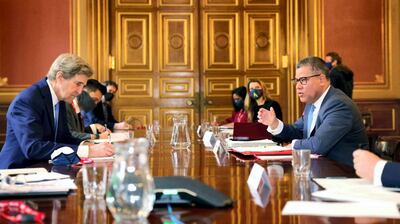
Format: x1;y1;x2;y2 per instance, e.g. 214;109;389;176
110;0;288;127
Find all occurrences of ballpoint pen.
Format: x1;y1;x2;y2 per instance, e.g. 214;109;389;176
105;124;111;143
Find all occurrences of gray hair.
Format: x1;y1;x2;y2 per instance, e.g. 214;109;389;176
296;56;329;79
47;53;93;80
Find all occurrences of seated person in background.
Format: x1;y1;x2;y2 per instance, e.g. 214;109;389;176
258;56;368;166
66;90;109;141
353;149;400;188
213;86;248;127
90;81;131;131
80;79;109;134
0;53;114;169
325;51;354;98
245;79;283;122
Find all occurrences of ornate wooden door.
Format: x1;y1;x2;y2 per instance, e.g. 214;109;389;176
110;0;288;129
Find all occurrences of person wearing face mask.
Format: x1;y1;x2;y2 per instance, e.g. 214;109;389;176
213;86;248;126
325;52;354;98
90;80;131;130
65;91;109;141
245;79;283;123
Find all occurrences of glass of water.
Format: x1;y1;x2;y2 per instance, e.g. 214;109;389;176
292;149;311;177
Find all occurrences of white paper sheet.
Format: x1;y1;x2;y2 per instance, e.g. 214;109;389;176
312;178;400;203
232;145;288;153
257;154;319;161
226;138;276;148
282;201;400;219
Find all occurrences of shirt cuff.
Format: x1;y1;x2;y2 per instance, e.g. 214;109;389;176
77;145;89;158
267;119;284;135
373;160;387;186
90;124;97;134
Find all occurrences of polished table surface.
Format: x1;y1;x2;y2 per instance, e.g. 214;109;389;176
5;131;400;224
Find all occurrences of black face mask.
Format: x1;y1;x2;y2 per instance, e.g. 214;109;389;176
104;92;114;102
77;91;97;112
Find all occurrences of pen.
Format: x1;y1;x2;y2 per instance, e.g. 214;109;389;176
105;124;111;143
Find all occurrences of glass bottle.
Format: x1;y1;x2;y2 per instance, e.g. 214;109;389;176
106;138;155;223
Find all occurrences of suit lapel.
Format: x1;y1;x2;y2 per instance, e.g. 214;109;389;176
38;78;56;135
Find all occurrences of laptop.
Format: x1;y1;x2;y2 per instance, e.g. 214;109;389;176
233;122;271;141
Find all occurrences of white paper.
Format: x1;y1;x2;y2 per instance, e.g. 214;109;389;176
282;201;400;219
93;132;129;143
247;163;271;208
226;138;276;148
312;178;400;203
233;145;289;153
91;156;115;162
202;131;214;148
258;154;319;161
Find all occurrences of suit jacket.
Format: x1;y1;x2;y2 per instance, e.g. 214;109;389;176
276;87;368;166
0;78;81;168
65;103;92;141
92;102;118;130
330;65;354;98
381;162;400;187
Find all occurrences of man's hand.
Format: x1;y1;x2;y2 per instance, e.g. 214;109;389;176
353;149;381;182
94;123;106;133
258;107;279;129
114;121;132;130
88;142;115;157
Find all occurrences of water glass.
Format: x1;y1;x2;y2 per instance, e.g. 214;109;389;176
83;199;107;224
153;120;160;136
292;149;311;177
170;114;191;149
82;164;108;199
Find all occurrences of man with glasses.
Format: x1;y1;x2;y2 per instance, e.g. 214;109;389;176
258;56;367;166
0;54;114;168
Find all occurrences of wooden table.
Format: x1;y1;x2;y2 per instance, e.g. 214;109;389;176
4;132;399;224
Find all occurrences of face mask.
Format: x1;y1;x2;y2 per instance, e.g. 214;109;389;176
104;92;114;102
249;89;263;100
233;99;244;110
77;91;97;112
325;62;333;70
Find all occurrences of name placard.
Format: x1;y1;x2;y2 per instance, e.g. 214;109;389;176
247;163;271;207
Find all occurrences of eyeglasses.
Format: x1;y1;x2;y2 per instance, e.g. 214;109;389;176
291;74;321;85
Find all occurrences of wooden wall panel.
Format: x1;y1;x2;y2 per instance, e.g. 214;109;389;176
159;13;194;71
118;76;153;98
116;0;152;7
203;13;239;71
0;105;7;146
356;99;400;136
160;0;193;6
205;108;232;124
117;12;152;71
205;77;240;97
205;0;238;6
118;108;153;126
244;12;280;70
159;77;194;98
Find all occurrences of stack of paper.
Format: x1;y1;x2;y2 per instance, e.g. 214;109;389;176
226;138;277;148
230;145;292;156
0;168;76;197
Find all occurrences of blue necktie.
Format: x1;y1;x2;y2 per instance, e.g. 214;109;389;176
307;105;315;137
54;102;60;141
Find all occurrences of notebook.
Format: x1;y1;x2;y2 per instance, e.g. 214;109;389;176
233;122;271;140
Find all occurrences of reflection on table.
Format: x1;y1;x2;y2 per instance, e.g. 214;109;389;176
16;130;397;224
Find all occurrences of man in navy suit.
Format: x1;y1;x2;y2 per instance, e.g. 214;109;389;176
258;56;368;166
0;53;114;168
353;149;400;188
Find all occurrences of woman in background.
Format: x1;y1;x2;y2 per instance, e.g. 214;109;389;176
245;79;283;122
214;86;248;126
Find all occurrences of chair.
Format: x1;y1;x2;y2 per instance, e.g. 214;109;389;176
372;136;400;162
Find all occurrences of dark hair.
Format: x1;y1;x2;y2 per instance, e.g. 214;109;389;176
297;56;330;79
232;86;247;111
103;80;118;91
326;52;342;65
85;79;107;95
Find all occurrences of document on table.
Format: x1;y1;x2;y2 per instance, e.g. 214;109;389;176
312;178;400;203
93;132;129;143
282;201;400;219
226;138;277;148
257;154;319;161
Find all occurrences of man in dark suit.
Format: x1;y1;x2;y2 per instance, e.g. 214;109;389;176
353;149;400;188
258;56;368;166
325;52;354;98
0;53;114;168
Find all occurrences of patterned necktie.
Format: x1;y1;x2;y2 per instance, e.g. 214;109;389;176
54;102;60;141
307;104;315;137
